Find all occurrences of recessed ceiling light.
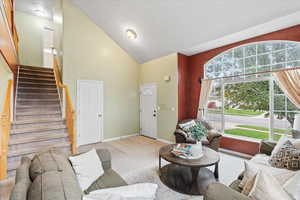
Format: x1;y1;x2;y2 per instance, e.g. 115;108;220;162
126;29;137;40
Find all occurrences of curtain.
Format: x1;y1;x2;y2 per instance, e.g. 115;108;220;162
197;79;213;119
273;69;300;109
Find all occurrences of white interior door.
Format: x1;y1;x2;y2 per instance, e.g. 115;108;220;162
140;84;157;139
77;80;103;146
43;28;54;68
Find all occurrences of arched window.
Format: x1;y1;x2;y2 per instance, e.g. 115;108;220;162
205;41;300;79
204;41;300;141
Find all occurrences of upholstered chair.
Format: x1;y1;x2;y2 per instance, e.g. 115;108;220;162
174;119;222;152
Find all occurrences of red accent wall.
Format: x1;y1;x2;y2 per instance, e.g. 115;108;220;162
177;25;300;155
177;53;189;121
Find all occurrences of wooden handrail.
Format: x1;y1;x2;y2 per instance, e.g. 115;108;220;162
53;57;77;154
3;0;19;53
0;80;12;180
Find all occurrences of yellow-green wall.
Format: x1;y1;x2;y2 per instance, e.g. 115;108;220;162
15;11;53;67
140;53;178;142
62;0;140;140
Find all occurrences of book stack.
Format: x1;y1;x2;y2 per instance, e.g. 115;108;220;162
171;144;203;159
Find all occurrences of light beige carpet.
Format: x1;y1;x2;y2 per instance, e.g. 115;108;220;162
123;166;201;200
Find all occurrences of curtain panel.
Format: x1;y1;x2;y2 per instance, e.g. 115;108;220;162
273;69;300;109
197;79;213;119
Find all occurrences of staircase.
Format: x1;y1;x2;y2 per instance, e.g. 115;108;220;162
7;65;71;177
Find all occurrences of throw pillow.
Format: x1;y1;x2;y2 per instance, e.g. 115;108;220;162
239;161;296;189
69;149;104;191
248;170;293;200
178;120;197;132
271;135;290;156
271;135;300;156
292;139;300;149
269;140;300;170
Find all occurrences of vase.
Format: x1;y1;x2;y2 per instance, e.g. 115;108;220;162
191;142;203;157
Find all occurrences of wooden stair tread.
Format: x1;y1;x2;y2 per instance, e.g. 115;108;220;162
13;118;65;125
11;125;67;134
18;77;55;82
9;133;68;145
16;110;61;116
19;72;54;77
18;87;56;90
18;92;58;96
19;81;56;86
16;104;60;108
19;69;54;74
8;142;70;157
19;65;53;71
17;98;59;102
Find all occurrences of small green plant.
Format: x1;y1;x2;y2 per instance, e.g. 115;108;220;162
189;125;207;141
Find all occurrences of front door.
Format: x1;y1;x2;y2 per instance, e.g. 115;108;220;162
140;84;157;139
43;28;54;68
77;80;103;146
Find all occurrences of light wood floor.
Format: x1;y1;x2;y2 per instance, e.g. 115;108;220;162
1;136;245;200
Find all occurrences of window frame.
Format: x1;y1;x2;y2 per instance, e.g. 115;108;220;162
204;41;300;141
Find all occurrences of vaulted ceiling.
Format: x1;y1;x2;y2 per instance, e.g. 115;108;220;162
71;0;300;63
17;0;300;63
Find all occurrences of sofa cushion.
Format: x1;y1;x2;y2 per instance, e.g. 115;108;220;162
10;157;32;200
85;169;127;194
30;148;73;180
248;170;293;200
239;161;296;189
269;140;300;170
28;170;82;200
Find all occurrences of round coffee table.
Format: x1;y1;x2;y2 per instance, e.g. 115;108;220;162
159;144;220;195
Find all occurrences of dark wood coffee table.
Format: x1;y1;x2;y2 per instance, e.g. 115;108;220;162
159;144;220;195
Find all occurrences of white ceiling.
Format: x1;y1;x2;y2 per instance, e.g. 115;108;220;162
15;0;54;19
71;0;300;63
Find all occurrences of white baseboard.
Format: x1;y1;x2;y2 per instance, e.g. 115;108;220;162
102;133;139;142
219;148;252;159
156;138;174;144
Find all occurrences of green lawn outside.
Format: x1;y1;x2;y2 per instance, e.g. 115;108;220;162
224;108;264;117
224;128;281;141
236;125;291;134
207;108;264;116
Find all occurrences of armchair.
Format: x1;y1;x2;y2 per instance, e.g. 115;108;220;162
174;119;222;151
